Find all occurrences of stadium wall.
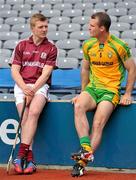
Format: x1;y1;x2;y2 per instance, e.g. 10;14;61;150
0;101;136;169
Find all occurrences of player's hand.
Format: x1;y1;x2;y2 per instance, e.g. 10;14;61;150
72;95;79;104
120;94;133;106
23;86;34;96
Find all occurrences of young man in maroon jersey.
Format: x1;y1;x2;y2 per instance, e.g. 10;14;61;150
11;13;57;174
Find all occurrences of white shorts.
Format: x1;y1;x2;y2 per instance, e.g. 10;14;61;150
14;83;49;105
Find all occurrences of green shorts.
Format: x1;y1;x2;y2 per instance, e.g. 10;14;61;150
85;86;120;107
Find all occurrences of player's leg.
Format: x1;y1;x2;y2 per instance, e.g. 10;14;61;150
74;91;96;137
13;103;38;174
91;100;115;152
71;91;96;177
91;90;120;151
22;94;46;174
13;86;29;174
23;84;49;174
21;95;45;143
13;105;29;174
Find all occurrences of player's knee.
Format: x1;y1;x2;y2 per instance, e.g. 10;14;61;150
28;109;40;118
74;102;85;115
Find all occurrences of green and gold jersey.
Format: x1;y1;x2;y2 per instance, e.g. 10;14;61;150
82;34;132;94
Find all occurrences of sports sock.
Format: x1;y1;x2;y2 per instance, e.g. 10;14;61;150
27;150;34;162
80;136;93;152
17;143;30;158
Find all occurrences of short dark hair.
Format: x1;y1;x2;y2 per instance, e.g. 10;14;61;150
30;13;48;28
91;12;111;32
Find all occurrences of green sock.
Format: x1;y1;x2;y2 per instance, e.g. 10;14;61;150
80;136;92;152
80;136;90;147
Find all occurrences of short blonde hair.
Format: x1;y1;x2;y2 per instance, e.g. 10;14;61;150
30;13;48;28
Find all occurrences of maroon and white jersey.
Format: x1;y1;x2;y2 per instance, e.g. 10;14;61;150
11;36;57;84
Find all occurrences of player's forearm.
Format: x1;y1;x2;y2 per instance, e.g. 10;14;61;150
125;67;136;95
33;74;49;93
33;67;53;93
81;69;90;91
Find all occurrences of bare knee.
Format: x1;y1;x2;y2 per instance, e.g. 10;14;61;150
28;108;41;119
74;101;85;115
